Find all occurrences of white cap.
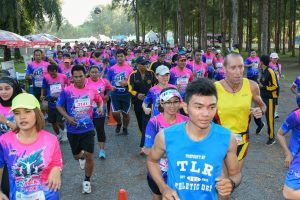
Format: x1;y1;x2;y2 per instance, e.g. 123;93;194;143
270;52;279;59
156;65;170;75
153;46;158;50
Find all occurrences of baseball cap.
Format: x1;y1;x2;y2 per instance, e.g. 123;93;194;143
158;51;165;57
155;65;170;75
11;93;40;111
178;55;187;61
153;46;158;50
64;58;71;63
159;89;181;102
270;52;279;59
136;56;149;65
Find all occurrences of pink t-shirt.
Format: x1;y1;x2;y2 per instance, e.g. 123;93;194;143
86;77;113;100
213;57;225;74
189;61;208;78
74;57;89;66
150;55;158;62
203;53;215;65
107;63;133;94
0;130;63;198
169;67;194;98
26;61;50;88
59;64;73;80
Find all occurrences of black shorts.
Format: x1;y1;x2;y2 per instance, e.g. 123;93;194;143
147;175;161;195
47;107;63;123
67;131;95;155
111;93;131;114
33;87;41;101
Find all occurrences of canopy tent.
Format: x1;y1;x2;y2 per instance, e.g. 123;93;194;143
39;33;61;43
145;30;159;42
99;34;111;42
24;34;56;46
0;30;31;48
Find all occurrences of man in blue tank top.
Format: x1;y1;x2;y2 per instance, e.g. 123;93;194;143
147;78;241;200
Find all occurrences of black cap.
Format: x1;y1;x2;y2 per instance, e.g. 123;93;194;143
136;56;149;65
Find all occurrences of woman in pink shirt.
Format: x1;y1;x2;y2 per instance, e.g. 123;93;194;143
87;66;113;159
0;93;63;200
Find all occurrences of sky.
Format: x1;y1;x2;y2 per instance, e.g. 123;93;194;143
61;0;112;27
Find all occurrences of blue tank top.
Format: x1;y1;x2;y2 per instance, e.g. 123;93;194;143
164;122;231;200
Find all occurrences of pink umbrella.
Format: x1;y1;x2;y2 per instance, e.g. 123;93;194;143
24;34;56;46
0;30;32;48
39;33;61;43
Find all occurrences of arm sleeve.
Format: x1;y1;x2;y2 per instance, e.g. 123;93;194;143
128;72;137;96
143;90;152;104
42;78;47;89
56;90;66;107
26;64;32;75
144;119;158;148
266;69;278;91
281;112;296;135
169;72;176;85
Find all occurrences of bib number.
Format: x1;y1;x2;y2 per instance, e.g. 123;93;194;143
50;83;62;95
34;80;43;87
74;98;90;109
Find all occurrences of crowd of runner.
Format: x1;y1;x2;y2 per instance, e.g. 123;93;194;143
0;40;299;199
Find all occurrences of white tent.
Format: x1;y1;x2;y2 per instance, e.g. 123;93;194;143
99;34;111;42
146;31;159;42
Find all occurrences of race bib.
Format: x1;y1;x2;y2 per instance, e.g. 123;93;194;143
74;98;90;109
176;77;188;85
159;158;168;172
16;191;45;200
206;59;213;65
253;63;259;68
234;134;243;145
34;80;43;88
50;83;62;95
216;62;222;68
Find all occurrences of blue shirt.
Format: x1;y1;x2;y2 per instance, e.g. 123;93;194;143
285;151;300;190
164;122;231;199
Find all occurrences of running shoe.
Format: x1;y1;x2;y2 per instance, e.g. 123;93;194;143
115;124;122;133
99;149;106;159
60;131;68;142
255;122;265;135
82;181;91;194
266;138;276;146
56;133;62;142
79;159;86;170
274;112;279;119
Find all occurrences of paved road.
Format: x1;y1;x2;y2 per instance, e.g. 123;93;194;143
55;81;295;200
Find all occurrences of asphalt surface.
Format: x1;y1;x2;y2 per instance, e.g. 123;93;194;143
53;81;296;200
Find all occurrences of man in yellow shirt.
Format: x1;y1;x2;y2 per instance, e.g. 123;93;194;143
215;53;266;171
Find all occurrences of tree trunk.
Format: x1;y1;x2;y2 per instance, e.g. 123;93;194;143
200;0;207;49
141;21;145;43
228;13;232;50
197;2;202;48
257;0;262;53
246;0;253;51
4;46;11;61
212;0;215;47
291;0;296;56
288;0;293;51
267;0;271;54
282;0;287;54
238;0;243;50
160;0;166;45
177;0;185;47
275;0;282;53
231;0;238;46
221;0;227;52
261;0;269;55
174;16;178;45
134;0;140;43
